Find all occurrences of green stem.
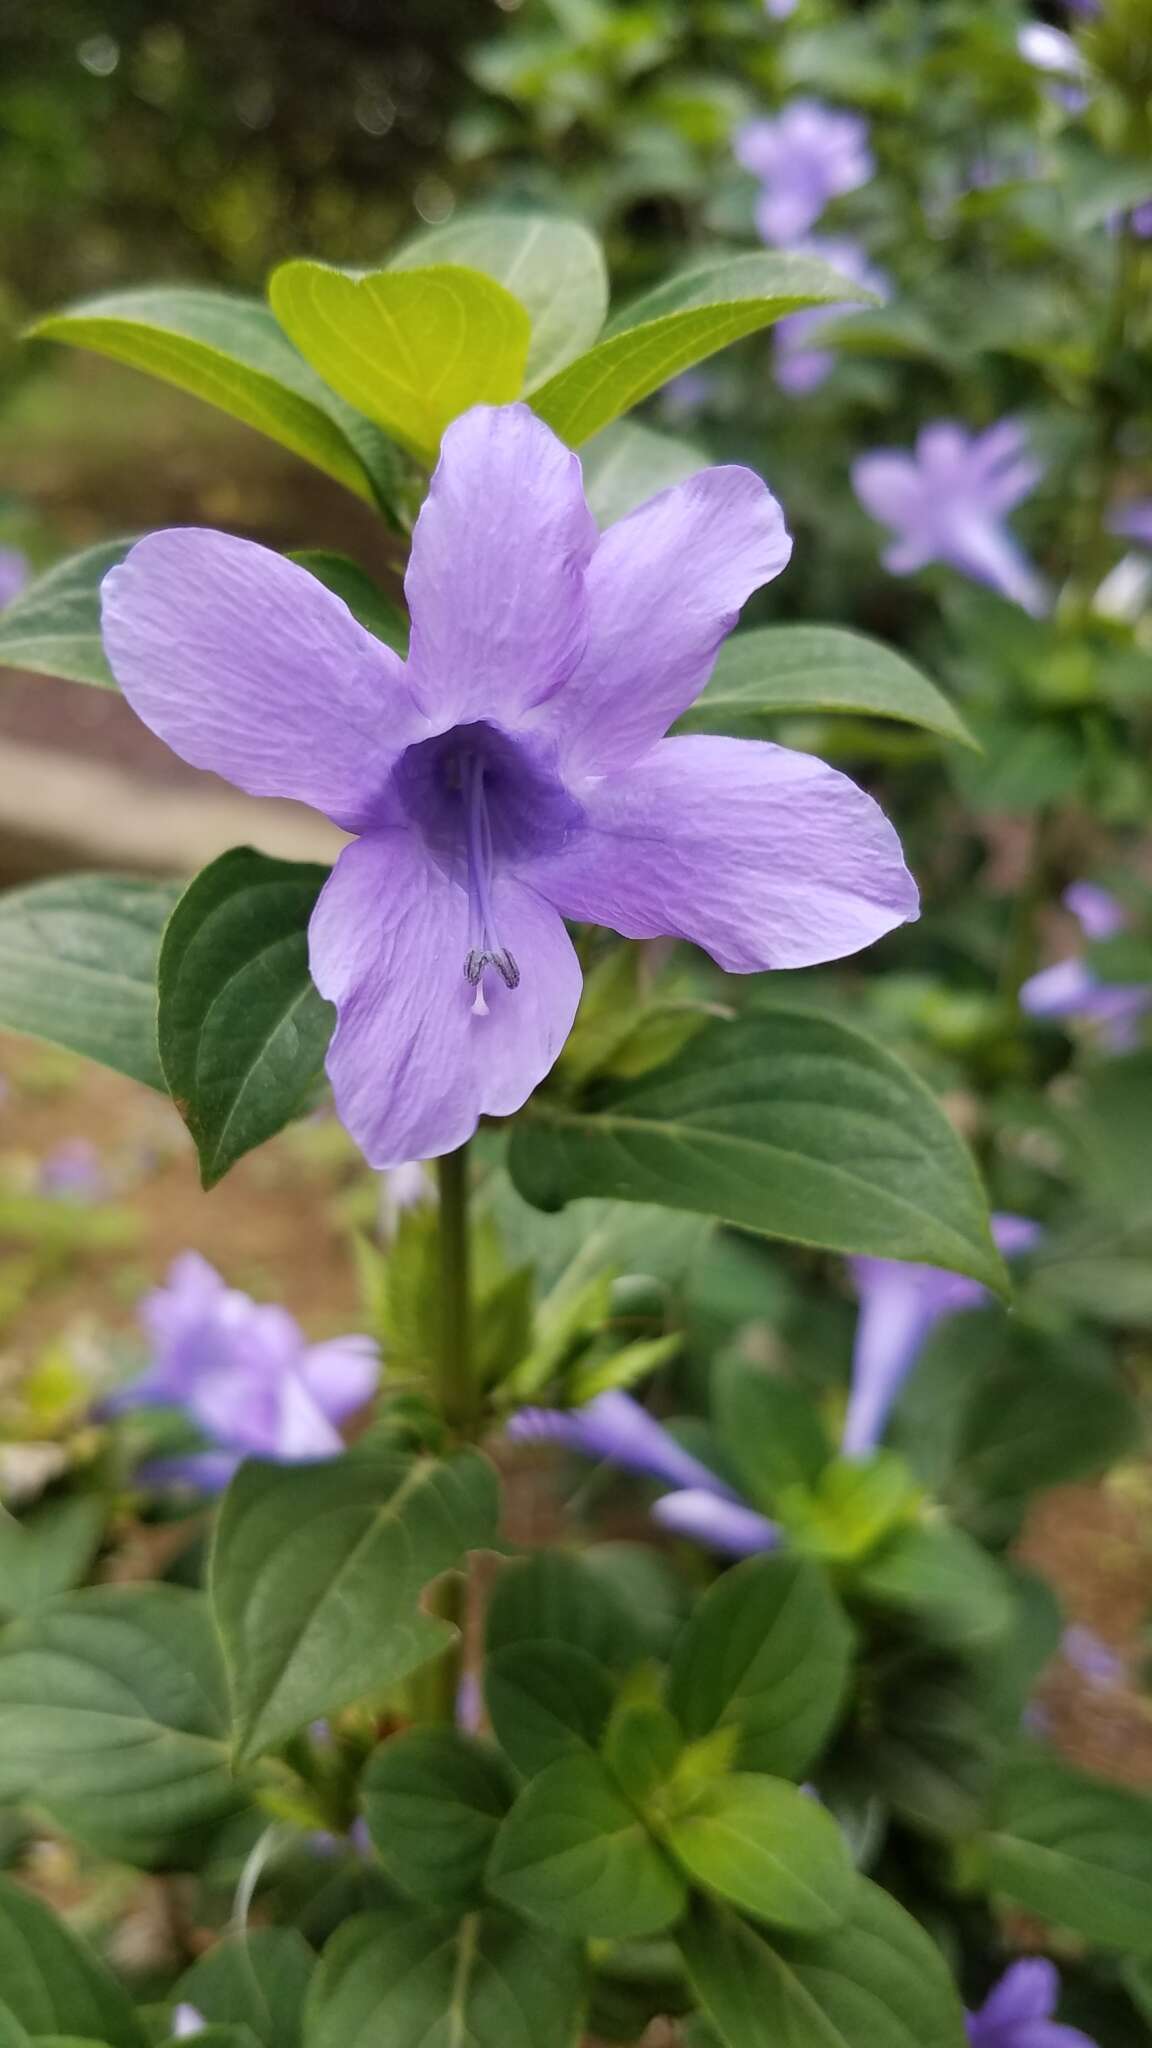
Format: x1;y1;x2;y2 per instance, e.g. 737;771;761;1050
435;1143;476;1439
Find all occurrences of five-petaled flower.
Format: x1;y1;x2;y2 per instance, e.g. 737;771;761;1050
103;402;918;1167
853;419;1046;615
1020;882;1150;1050
966;1959;1097;2047
104;1251;378;1489
734;100;874;246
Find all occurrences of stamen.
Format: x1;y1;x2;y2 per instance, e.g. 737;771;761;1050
462;757;519;1010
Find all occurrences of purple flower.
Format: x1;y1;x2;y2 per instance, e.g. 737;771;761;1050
38;1139;107;1202
108;1252;379;1490
0;547;28;611
773;237;889;395
1111;500;1152;548
734;101;874;245
1132;202;1152;238
852;420;1047;614
102;404;918;1169
842;1215;1041;1458
1062;1625;1125;1690
1020;884;1150;1050
765;0;798;16
1018;22;1089;112
508;1390;780;1555
966;1960;1097;2047
171;2009;207;2041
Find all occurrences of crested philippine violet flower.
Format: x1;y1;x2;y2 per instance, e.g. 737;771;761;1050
773;237;889;395
103;403;918;1168
1020;882;1150;1050
966;1960;1097;2047
853;420;1046;615
105;1252;379;1489
734;100;873;245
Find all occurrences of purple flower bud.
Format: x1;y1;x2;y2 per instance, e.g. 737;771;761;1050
853;420;1046;614
650;1488;780;1555
508;1390;734;1497
734;100;874;245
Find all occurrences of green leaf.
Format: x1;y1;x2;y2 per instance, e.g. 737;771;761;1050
511;1011;1004;1288
485;1640;617;1778
30;288;396;505
713;1360;831;1513
0;1876;147;2048
0;541;132;689
303;1902;586;2048
390;210;608;386
946;1342;1137;1544
981;1756;1152;1955
665;1776;856;1933
678;626;975;749
0;1496;105;1622
157;848;333;1188
667;1555;854;1781
268;263;530;463
360;1728;513;1910
580;420;705;528
487;1752;687;1938
855;1521;1017;1650
862;1657;1006;1839
211;1448;500;1762
0;1586;245;1867
486;1550;644;1673
176;1930;315;2048
531;251;865;446
679;1884;968;2048
0;875;181;1089
288;551;409;654
0;2006;30;2048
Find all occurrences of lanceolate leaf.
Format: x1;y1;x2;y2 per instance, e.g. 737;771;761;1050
390;211;608;386
0;874;181;1089
510;1011;1005;1289
531;251;862;446
980;1757;1152;1955
211;1448;500;1761
678;626;975;749
0;1587;246;1868
0;1876;147;2048
0;540;133;689
29;289;397;506
268;262;530;463
303;1903;586;2048
679;1886;968;2048
157;848;334;1187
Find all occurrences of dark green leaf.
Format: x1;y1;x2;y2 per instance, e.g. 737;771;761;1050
511;1011;1005;1289
0;1876;147;2048
981;1757;1152;1955
666;1775;856;1932
679;1884;968;2048
487;1752;687;1939
0;541;133;689
303;1902;586;2048
157;848;333;1187
667;1555;854;1781
390;210;608;386
532;252;867;446
678;626;975;749
360;1728;513;1909
288;552;409;655
0;874;180;1089
854;1522;1016;1650
863;1657;1007;1839
0;1587;245;1868
0;1496;106;1622
211;1448;500;1761
486;1550;643;1672
713;1360;831;1512
175;1929;315;2048
485;1640;617;1778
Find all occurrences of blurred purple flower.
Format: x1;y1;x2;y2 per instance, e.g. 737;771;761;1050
104;404;917;1169
1020;883;1149;1050
1111;500;1152;547
171;2009;206;2041
842;1215;1041;1458
773;237;889;395
1062;1625;1125;1690
507;1390;781;1556
1132;202;1152;238
107;1252;379;1490
765;0;797;15
734;100;873;245
659;368;714;424
966;1959;1096;2046
1018;21;1088;111
0;547;28;610
852;420;1047;614
38;1139;107;1202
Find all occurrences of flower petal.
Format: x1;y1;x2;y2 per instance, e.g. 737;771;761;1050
102;530;423;832
298;1336;381;1420
544;469;790;776
403;403;597;726
975;1960;1057;2029
309;829;582;1167
508;1392;732;1494
652;1490;780;1555
532;734;918;972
